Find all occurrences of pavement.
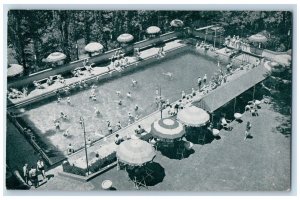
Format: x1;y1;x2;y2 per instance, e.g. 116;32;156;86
34;102;291;191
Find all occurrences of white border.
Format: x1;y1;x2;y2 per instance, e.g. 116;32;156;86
1;1;298;200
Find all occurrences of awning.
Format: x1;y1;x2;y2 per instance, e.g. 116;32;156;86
193;65;270;112
248;34;268;43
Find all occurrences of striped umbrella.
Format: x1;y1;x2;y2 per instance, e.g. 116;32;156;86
177;105;210;127
46;52;66;63
116;139;156;166
84;42;103;53
170;19;184;27
150;118;185;140
7;64;24;77
117;33;134;43
146;26;161;34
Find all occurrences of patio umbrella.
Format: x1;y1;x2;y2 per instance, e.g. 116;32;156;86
7;64;24;77
177;105;210;127
46;52;66;63
117;33;134;43
150;118;185;140
146;26;161;35
248;33;268;48
170;19;184;27
116;139;156;166
84;42;103;53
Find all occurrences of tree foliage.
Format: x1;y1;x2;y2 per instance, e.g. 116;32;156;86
7;10;292;74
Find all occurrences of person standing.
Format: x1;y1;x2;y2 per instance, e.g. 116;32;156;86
197;77;202;91
28;166;39;188
203;74;207;84
244;121;252;140
23;163;29;185
37;158;46;180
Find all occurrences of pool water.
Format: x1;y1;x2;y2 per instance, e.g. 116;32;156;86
22;51;219;153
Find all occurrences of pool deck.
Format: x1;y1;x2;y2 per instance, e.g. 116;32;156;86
65;59;270;169
34;101;290;191
8;40;186;107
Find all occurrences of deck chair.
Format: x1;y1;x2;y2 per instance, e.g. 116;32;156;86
132;176;147;189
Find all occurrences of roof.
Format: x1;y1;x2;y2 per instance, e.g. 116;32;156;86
193;65;269;112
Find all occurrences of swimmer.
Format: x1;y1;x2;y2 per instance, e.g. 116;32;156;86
54;120;60;131
63;128;70;137
116;121;122;130
128;112;133;119
94;107;100;116
118;100;122;106
92;96;97;101
57;97;62;103
135;115;139;121
162;72;173;80
67;97;71;105
131;79;137;87
60;112;68;120
134;105;139;111
116;90;121;96
192;88;196;96
203;74;207;84
126;92;132;98
182;91;186;99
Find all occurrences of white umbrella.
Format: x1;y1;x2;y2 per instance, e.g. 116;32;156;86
7;64;24;77
46;52;66;63
84;42;103;53
116;139;156;166
117;33;134;43
146;26;161;34
170;19;184;27
177;105;210;127
249;33;268;48
150;118;185;140
248;34;268;43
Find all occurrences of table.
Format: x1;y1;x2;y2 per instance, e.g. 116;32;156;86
101;180;112;190
234;113;243;120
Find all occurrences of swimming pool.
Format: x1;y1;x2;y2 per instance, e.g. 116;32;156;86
19;49;220;156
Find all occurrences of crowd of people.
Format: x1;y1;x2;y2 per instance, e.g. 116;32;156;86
22;157;47;188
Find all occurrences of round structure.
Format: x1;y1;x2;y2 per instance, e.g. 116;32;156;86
146;26;161;34
116;139;156;166
150;118;185;140
101;180;112;190
7;64;24;77
177;105;210;127
84;42;104;53
170;19;184;27
46;52;66;63
248;34;268;43
117;33;134;43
